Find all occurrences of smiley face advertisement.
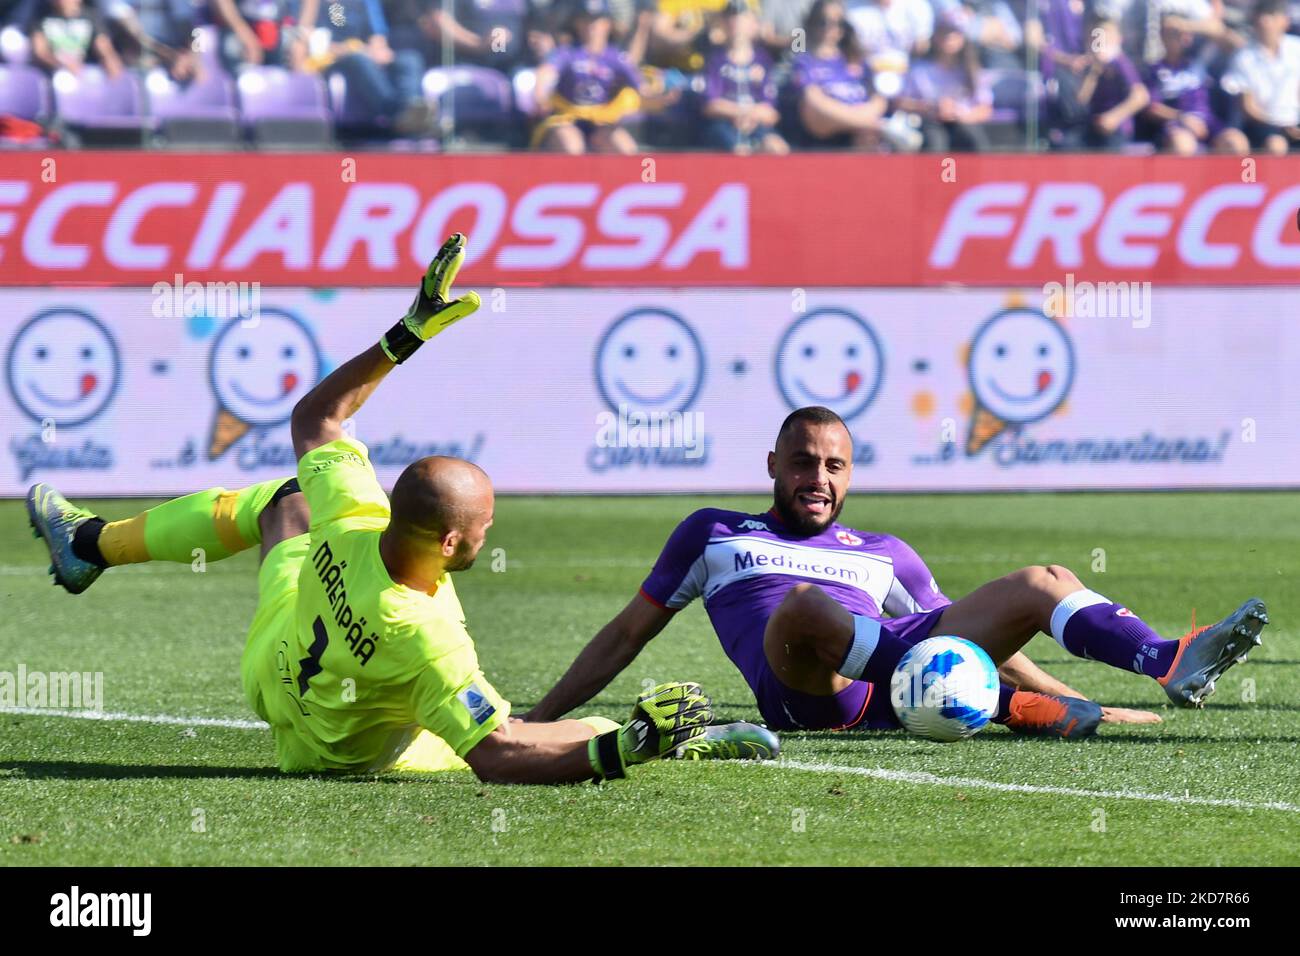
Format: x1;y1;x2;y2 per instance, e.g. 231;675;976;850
0;287;1290;494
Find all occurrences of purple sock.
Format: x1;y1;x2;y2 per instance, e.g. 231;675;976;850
1053;592;1179;679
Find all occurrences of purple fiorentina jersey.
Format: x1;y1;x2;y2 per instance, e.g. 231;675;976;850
791;53;872;105
703;47;777;106
548;45;641;106
1087;54;1142;122
640;508;950;702
1145;59;1213;119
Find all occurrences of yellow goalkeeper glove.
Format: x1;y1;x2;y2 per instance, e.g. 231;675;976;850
588;682;712;781
379;232;482;364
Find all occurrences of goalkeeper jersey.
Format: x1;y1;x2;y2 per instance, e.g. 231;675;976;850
253;437;509;772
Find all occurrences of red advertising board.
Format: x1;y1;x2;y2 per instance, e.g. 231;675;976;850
0;152;1296;287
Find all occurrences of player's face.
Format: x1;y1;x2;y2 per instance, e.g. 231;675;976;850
768;422;852;536
447;506;494;572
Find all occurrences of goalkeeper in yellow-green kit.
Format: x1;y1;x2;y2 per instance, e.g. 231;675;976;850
27;234;775;783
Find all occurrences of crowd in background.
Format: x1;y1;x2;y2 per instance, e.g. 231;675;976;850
2;0;1299;152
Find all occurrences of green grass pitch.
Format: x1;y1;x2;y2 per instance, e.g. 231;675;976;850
2;491;1298;866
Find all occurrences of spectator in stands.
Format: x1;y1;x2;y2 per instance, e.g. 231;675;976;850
1221;0;1300;152
532;0;659;152
700;0;788;151
647;0;737;71
791;0;888;148
2;0;39;32
103;0;200;80
1158;0;1242;49
28;0;122;75
1068;12;1149;148
844;0;932;100
1028;0;1086;75
1092;0;1151;62
419;0;549;72
930;0;1022;69
757;0;813;52
898;10;993;150
315;0;434;133
1027;0;1097;145
608;0;652;62
1142;14;1249;151
211;0;314;70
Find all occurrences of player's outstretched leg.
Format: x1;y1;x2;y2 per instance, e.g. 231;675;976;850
27;478;299;594
767;581;1106;738
761;583;1090;738
929;565;1268;708
1156;598;1267;707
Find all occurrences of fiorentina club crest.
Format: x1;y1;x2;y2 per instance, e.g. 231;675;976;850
836;530;863;546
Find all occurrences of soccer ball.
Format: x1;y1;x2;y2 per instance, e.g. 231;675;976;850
889;636;1000;742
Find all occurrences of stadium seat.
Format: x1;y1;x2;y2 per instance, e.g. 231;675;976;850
421;66;514;144
986;68;1043;122
236;66;333;147
984;68;1044;149
145;67;240;146
0;63;51;147
511;68;538;117
0;25;30;64
51;66;149;146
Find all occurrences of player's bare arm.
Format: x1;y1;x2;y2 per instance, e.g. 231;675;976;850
290;343;397;460
525;593;675;722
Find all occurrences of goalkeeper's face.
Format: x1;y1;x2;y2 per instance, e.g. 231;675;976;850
768;421;852;536
446;504;493;572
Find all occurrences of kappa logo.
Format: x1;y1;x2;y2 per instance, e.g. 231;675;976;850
1116;607;1136;617
835;530;863;546
739;519;768;531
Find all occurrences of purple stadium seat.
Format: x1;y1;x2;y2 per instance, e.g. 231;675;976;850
51;66;148;142
0;63;51;146
422;65;514;140
1;25;31;64
986;68;1044;124
236;66;333;146
511;68;538;117
145;66;240;145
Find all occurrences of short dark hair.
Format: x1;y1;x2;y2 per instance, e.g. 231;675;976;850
775;406;848;447
1253;0;1287;19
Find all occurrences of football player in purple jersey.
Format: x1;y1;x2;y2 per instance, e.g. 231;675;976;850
526;406;1267;739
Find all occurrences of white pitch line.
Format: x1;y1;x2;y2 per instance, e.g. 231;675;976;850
768;759;1300;814
8;707;1300;813
4;706;268;730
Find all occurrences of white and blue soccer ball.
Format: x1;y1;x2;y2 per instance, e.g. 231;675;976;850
889;636;1000;742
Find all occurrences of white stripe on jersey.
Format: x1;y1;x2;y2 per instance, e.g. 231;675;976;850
666;535;897;610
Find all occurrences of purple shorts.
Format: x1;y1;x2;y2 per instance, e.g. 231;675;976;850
750;606;949;731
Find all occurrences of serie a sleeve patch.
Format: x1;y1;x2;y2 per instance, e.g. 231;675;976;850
457;683;496;725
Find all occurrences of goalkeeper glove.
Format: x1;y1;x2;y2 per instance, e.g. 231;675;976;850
588;682;712;782
379;232;482;364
